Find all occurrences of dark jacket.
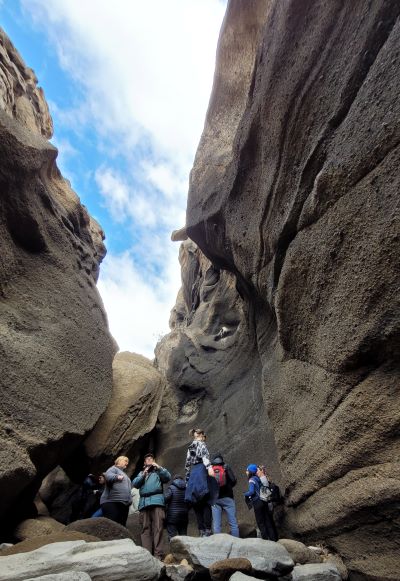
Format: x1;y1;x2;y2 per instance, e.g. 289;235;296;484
164;477;188;524
131;466;171;511
211;455;237;499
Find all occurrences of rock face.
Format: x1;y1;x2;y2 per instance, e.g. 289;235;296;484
0;539;163;581
155;239;282;526
0;29;114;530
168;1;400;579
84;351;165;471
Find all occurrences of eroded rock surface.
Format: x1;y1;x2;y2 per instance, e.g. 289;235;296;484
84;352;165;471
155;240;282;526
179;1;399;579
0;29;114;530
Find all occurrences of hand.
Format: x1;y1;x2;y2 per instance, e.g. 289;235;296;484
152;462;160;470
208;467;215;477
117;475;124;481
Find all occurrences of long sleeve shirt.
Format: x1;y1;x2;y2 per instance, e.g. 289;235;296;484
185;440;211;480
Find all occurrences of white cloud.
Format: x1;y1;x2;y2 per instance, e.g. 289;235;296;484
21;0;226;357
98;246;181;359
22;0;226;167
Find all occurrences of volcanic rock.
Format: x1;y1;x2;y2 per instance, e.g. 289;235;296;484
181;1;400;579
66;517;135;542
0;532;99;555
25;574;91;581
155;240;282;528
278;539;323;565
13;516;65;541
209;557;252;581
0;29;114;530
84;352;165;470
292;563;341;581
170;534;294;576
0;539;162;581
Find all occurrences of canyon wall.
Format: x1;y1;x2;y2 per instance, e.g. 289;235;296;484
155;239;282;530
0;28;115;530
161;1;399;579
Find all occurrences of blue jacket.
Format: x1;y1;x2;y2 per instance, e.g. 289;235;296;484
131;467;171;511
244;475;261;500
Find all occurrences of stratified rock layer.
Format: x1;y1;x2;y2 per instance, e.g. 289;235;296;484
155;240;282;527
0;29;114;528
183;1;400;579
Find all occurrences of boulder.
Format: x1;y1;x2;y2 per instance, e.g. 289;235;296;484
209;557;252;581
164;563;194;581
66;517;135;542
25;574;91;581
230;574;258;581
13;517;65;541
0;29;114;530
278;539;323;565
324;553;348;580
170;534;293;576
0;532;99;555
292;563;342;581
84;351;165;469
0;539;163;581
38;467;82;524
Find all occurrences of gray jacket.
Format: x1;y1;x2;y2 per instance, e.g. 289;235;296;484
100;466;132;506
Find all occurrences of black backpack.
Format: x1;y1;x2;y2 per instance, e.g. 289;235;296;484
269;482;283;505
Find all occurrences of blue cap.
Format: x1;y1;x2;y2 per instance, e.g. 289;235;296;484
247;464;258;473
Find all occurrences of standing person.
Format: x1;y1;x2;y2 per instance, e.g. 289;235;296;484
100;456;132;526
131;453;171;560
211;453;239;537
184;428;215;537
244;464;277;541
257;465;279;541
164;474;189;540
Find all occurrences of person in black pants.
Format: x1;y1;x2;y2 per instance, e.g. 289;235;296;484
244;464;277;541
100;456;132;526
164;474;189;540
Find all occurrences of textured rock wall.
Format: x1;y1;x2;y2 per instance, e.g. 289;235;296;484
155;239;282;528
0;29;115;530
84;351;166;473
182;1;399;579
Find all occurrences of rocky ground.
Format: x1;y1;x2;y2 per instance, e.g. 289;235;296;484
0;526;347;581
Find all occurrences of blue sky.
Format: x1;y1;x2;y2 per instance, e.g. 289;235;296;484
1;0;226;357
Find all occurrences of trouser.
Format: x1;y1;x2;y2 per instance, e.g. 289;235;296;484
253;500;278;541
166;521;188;541
193;498;212;534
212;497;240;537
140;506;165;558
101;502;129;526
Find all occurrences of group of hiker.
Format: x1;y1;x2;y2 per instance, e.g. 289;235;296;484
79;428;281;559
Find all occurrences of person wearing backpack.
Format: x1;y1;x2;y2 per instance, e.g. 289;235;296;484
211;453;239;537
244;464;277;541
164;474;189;540
257;465;279;541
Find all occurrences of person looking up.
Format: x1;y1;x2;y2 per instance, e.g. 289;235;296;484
131;453;171;560
211;452;239;537
184;428;215;537
244;463;276;541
